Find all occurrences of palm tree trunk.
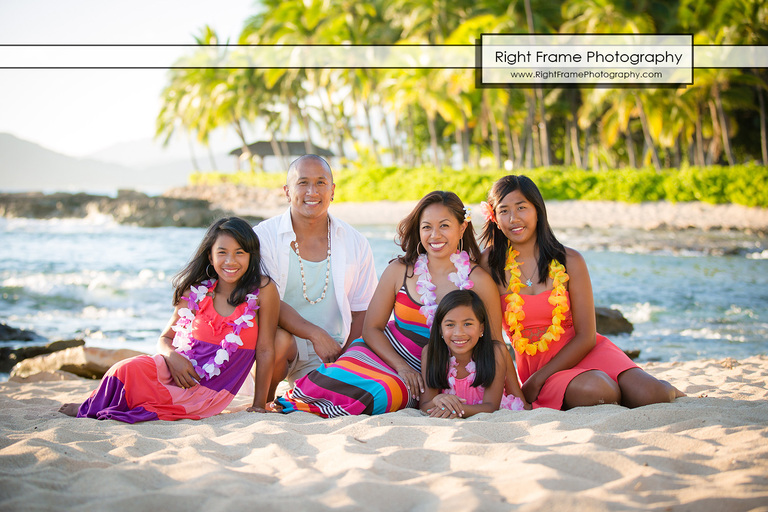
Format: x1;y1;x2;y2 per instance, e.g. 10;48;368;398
321;88;346;159
582;124;591;169
363;102;381;165
625;131;637;169
186;133;200;172
635;96;661;170
511;132;522;169
569;90;583;168
503;105;515;165
280;139;291;169
570;119;582;168
269;138;283;171
426;112;441;172
525;95;534;168
695;104;706;166
536;93;550;166
713;85;735;165
483;93;502;169
759;84;768;165
407;105;417;167
460;109;471;167
382;114;398;165
707;99;723;164
455;127;464;169
523;0;550;166
232;118;255;173
299;108;314;154
207;146;218;170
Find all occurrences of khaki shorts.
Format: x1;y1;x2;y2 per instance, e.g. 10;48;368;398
285;336;325;386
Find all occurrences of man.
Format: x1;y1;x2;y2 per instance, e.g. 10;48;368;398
254;155;378;400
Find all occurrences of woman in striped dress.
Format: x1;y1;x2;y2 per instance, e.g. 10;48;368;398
274;191;524;417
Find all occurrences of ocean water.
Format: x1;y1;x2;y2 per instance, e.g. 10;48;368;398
1;217;766;380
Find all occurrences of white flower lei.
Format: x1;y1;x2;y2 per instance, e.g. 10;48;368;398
171;279;260;380
413;251;474;328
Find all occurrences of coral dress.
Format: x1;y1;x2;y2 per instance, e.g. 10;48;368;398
77;283;258;423
503;291;637;410
274;281;429;417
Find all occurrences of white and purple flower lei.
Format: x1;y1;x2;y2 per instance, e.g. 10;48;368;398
414;251;474;328
171;279;260;380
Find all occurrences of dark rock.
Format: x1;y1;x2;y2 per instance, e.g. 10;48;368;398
595;307;634;335
0;322;44;342
0;339;84;372
623;349;641;360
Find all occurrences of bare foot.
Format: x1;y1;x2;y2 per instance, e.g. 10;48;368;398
58;403;80;417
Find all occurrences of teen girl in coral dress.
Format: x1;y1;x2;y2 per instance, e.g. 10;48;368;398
479;176;684;410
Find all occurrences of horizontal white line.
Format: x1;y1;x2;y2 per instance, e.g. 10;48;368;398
0;45;764;69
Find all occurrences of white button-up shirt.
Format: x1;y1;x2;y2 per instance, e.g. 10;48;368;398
254;208;378;345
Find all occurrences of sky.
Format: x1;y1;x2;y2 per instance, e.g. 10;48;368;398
0;0;257;157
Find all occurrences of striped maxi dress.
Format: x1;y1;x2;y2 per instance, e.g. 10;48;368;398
275;283;429;417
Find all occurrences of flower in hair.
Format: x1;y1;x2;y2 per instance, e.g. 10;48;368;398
463;206;472;223
479;202;495;223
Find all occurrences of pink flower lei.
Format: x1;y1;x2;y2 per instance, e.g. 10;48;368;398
445;356;478;395
171;279;260;381
413;251;474;328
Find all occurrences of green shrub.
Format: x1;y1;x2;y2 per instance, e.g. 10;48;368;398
189;165;768;207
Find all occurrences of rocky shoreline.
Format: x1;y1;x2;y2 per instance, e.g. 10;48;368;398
3;185;768;233
2;186;766;257
0;190;262;228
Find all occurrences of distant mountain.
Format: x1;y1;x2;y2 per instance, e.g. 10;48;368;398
87;136;234;171
0;133;225;194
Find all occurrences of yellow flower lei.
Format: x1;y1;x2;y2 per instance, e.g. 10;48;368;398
503;247;570;356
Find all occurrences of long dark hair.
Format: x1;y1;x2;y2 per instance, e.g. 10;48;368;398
172;217;265;307
425;290;496;390
395;191;480;266
479;175;566;287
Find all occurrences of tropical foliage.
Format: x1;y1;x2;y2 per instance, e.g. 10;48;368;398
191;164;768;207
157;0;768;173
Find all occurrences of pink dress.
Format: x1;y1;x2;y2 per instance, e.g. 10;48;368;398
502;291;637;409
77;282;259;423
442;357;524;410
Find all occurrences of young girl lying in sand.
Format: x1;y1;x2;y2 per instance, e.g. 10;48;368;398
480;175;685;409
59;217;279;422
420;290;524;418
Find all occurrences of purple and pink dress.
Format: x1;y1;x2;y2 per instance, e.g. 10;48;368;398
504;290;637;409
76;281;259;423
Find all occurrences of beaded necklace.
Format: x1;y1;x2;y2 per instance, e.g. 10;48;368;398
414;250;474;328
172;279;260;380
293;219;331;304
503;247;569;356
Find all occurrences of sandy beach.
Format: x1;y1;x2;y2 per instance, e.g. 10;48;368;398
2;357;767;511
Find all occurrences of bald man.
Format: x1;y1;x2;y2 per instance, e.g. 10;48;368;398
254;155;378;400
